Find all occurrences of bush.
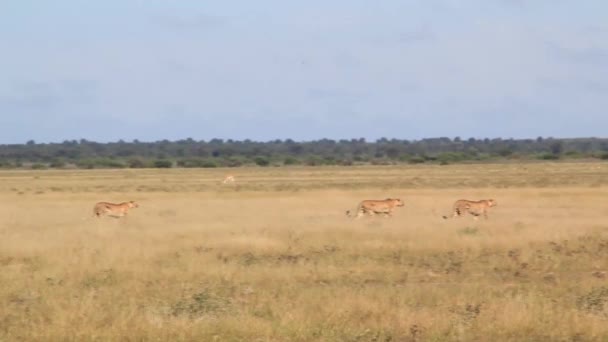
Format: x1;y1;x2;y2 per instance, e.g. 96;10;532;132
225;157;247;167
153;160;173;168
305;156;324;166
283;156;300;165
437;152;467;163
597;152;608;160
77;159;126;169
353;155;368;162
254;156;270;167
49;159;66;168
537;153;560;160
31;163;47;170
128;158;147;168
497;149;513;157
201;160;218;168
323;156;337;165
408;156;425;164
370;159;392;165
103;160;127;168
422;154;437;162
474;153;492;161
398;154;412;162
177;159;205;168
77;160;96;169
564;151;583;159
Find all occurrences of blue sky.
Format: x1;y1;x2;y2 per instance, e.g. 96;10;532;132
1;1;607;143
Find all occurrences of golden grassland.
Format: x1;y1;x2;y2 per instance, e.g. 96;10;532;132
1;163;608;341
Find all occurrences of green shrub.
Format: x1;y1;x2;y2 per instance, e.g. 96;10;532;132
408;156;425;164
437;152;467;164
597;152;608;160
564;150;582;158
49;159;66;168
305;156;324;166
283;156;299;165
225;157;247;167
77;160;96;169
128;158;147;168
77;158;126;169
497;149;513;157
103;160;127;168
31;163;47;170
201;160;218;168
398;154;412;162
537;153;559;160
370;159;391;165
177;159;205;168
474;153;492;161
153;160;173;168
254;156;270;167
323;156;337;165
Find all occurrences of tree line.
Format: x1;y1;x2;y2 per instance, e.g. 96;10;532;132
1;137;607;169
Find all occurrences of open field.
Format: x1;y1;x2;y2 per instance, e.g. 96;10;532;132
2;163;608;341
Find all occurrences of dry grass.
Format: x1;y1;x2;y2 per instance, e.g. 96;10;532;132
1;163;608;341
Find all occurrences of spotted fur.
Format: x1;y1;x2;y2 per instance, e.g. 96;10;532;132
443;199;497;220
93;201;139;218
222;175;236;184
346;198;404;219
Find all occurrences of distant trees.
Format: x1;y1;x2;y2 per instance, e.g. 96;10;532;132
0;137;607;169
550;141;563;155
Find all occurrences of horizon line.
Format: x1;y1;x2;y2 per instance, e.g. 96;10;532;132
5;135;608;146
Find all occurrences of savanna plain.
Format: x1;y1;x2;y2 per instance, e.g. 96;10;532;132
2;163;608;341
